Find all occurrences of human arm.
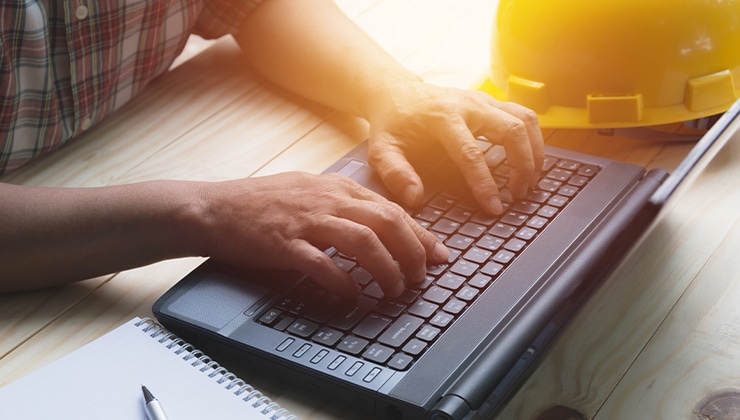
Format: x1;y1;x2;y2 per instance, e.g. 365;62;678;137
0;174;447;295
234;0;545;214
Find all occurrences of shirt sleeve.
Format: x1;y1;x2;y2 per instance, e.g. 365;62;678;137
192;0;265;39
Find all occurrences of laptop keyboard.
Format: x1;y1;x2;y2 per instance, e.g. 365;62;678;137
257;141;599;371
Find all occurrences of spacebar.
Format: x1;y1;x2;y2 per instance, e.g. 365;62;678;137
377;314;424;348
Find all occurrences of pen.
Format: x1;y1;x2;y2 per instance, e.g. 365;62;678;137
141;385;169;420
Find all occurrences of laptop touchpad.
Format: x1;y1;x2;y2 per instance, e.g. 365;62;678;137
165;270;269;331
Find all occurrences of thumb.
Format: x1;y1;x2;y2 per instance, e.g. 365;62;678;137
367;132;425;208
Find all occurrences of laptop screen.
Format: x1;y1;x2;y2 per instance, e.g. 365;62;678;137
650;98;740;207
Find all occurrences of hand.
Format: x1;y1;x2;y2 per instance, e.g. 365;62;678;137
365;80;545;214
196;172;449;298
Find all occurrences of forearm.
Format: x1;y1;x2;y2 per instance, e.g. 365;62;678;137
0;182;206;292
235;0;421;120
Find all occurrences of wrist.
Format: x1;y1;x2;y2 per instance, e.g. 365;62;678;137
361;71;424;123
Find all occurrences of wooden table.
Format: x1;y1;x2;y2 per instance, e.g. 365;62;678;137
3;1;740;419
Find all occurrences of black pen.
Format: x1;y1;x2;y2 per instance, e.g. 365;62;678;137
141;385;169;420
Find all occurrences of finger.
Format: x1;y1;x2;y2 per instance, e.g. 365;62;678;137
333;179;449;268
472;106;538;199
493;101;546;185
344;200;449;285
289;239;360;298
367;131;425;208
309;215;407;298
435;116;504;214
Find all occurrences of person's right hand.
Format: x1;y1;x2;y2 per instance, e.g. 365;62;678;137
193;172;449;298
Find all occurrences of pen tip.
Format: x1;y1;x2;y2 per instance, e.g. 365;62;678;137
142;385;155;403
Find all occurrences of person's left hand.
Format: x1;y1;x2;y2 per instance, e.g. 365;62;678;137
365;80;545;215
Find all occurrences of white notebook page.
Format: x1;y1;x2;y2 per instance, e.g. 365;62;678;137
0;317;295;420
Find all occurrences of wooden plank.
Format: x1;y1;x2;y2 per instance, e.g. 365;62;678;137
596;216;740;419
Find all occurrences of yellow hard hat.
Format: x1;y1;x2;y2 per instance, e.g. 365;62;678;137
481;0;740;128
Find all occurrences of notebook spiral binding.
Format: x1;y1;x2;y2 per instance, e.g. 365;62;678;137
135;318;299;420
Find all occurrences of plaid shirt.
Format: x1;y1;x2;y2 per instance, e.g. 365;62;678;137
0;0;263;175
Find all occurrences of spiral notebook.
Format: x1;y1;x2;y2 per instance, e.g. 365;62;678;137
0;317;297;420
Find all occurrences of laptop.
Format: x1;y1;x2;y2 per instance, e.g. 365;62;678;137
152;98;740;420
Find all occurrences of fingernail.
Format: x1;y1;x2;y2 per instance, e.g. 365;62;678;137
433;242;449;262
489;196;504;215
391;278;405;298
403;184;419;206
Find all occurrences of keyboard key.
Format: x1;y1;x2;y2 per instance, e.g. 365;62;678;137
548;195;569;207
351;266;373;286
471;212;497;225
332;256;356;272
450;260;479;277
542;156;557;171
416;207;444;223
476;138;493;153
527;216;548;229
568;174;589;187
258;308;282;325
337;336;369;355
504;238;527;252
516;227;538;241
476;234;505;251
408;300;439;318
446;234;474;250
492;250;515;264
387;353;413;370
396;289;420;304
578;165;599;177
428;196;455;211
378;314;424;347
329;295;376;331
431;219;460;235
274;315;294;331
423;286;453;304
375;301;406;317
312;327;343;347
443;299;466;314
427;263;447;276
463;247;492;264
558;185;579;197
512;201;540;215
459;222;487;238
484;144;507;167
538;178;562;192
556;159;580;171
527;190;552;204
537;205;558;218
447;207;473;223
402;338;427;356
447;248;462;263
363;343;395;364
547;168;573;182
288;319;319;338
489;223;517;238
353;313;392;339
481;261;504;276
416;324;441;341
456;286;479;302
430;311;454;328
500;212;528;227
437;272;467;290
468;273;492;288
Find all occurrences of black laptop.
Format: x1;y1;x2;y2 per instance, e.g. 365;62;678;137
152;98;740;420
